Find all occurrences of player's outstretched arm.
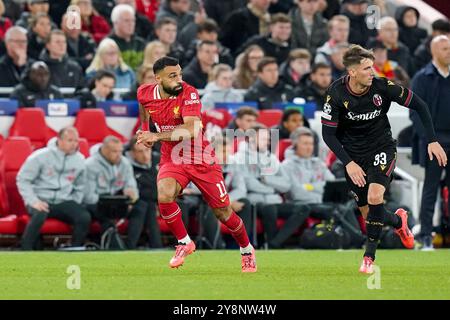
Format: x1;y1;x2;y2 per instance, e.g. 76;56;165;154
138;103;150;131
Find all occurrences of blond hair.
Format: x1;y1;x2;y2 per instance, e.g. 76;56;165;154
142;40;167;67
86;38;131;73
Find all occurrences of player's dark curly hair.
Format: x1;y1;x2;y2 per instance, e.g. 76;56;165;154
342;45;375;68
153;56;179;74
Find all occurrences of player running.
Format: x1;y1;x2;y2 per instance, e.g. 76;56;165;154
321;45;447;274
136;56;256;272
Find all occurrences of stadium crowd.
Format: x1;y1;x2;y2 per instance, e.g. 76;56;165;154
0;0;449;250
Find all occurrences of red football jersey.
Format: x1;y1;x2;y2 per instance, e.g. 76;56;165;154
137;82;216;165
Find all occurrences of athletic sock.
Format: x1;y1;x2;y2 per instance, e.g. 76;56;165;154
158;202;188;242
240;243;253;255
221;211;250;249
364;203;384;260
384;209;402;229
178;234;192;245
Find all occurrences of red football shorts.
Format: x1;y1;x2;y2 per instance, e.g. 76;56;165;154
157;162;230;208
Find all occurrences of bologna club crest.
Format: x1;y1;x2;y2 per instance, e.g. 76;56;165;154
373;94;383;107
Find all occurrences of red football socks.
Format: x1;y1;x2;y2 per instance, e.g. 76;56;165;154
159;202;188;241
222;211;250;248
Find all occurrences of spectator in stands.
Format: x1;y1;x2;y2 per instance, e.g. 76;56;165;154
39;29;85;88
411;35;450;251
328;42;348;80
203;0;246;29
280;127;367;245
75;69;115;108
234;124;308;248
315;15;350;65
109;4;146;71
275;108;320;156
27;12;51;60
184;19;234;68
341;0;376;46
183;40;218;89
156;0;194;38
201;64;243;111
86;37;136;89
233;44;264;89
297;62;332;109
177;3;208;51
237;13;292;65
368;38;410;86
244;57;296;110
142;40;167;67
395;5;427;55
220;0;271;56
414;19;450;72
0;0;12;42
136;0;160;23
370;16;414;75
11;61;62;108
15;0;50;30
84;136;147;249
228;106;258;131
71;0;111;44
289;0;328;57
61;13;96;72
317;0;340;20
154;17;185;64
123;64;156;100
279;48;311;88
115;0;154;41
274;109;305;140
0;26;30;88
17;127;91;250
125;136;163;248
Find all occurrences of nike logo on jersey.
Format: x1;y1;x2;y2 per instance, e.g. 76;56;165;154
148;110;158;114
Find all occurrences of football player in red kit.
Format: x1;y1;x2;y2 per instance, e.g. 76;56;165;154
136;56;256;272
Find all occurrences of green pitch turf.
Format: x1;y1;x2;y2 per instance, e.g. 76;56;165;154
0;249;449;300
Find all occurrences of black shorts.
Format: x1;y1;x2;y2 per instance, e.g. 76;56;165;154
345;145;397;207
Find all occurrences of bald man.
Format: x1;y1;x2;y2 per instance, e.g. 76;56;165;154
17;127;91;250
369;16;413;74
411;35;450;250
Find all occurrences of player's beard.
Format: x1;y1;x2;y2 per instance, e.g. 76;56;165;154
162;82;183;96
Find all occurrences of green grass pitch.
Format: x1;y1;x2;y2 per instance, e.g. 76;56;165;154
0;249;449;300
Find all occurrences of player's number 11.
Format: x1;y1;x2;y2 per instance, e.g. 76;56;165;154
216;181;228;198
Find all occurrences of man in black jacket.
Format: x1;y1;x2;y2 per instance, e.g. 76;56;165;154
0;26;32;89
237;13;292;65
297;62;332;110
244;57;296;110
39;29;85;88
125;136;163;248
414;19;450;73
220;0;271;56
183;40;218;89
10;61;63;108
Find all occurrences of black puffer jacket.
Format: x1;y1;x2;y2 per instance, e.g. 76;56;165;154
39;50;85;89
10;67;63;108
395;6;428;54
244;79;296;110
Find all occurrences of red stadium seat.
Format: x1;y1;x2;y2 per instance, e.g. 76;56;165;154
78;138;89;158
3;137;33;216
74;109;127;147
257;109;283;128
0;214;19;235
8;108;57;150
276;139;292;162
0;135;10;216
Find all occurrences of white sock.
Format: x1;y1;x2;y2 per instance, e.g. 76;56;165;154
178;235;191;245
240;244;253;255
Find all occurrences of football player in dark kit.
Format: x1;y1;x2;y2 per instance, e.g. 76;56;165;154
321;45;447;274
